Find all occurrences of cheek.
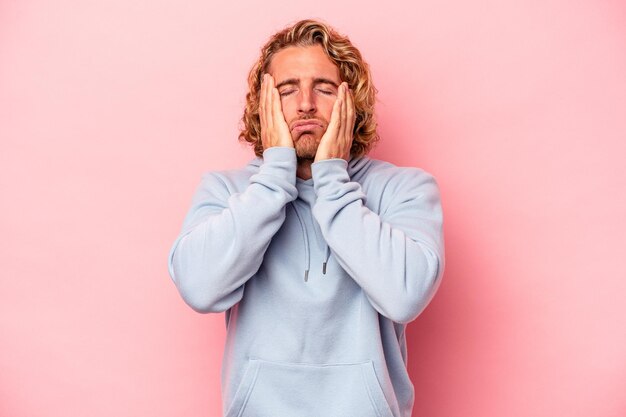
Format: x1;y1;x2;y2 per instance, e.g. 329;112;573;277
279;98;296;118
319;100;336;121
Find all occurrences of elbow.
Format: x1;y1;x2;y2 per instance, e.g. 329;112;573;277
368;289;426;324
182;299;215;314
386;253;444;324
175;277;243;314
168;246;242;314
384;308;418;325
383;297;426;324
176;282;215;313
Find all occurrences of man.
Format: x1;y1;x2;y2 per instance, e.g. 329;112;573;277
168;19;445;417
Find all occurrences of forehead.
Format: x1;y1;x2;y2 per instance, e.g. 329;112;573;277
268;44;340;82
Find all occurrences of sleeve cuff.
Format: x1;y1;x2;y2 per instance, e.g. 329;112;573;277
259;146;297;183
312;158;350;195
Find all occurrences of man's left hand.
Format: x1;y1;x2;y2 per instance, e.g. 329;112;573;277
314;82;356;163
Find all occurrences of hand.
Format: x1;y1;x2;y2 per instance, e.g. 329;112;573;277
259;73;294;150
314;82;356;163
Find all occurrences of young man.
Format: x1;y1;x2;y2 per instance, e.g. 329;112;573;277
168;19;445;417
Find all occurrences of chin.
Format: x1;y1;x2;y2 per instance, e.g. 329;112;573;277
294;132;320;159
295;147;317;160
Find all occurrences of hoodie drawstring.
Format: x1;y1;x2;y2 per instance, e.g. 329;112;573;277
290;201;331;282
290;202;311;282
323;244;330;275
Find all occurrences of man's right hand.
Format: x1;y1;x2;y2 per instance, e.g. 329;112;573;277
259;73;294;150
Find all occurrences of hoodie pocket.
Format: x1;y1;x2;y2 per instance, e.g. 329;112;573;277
224;358;394;417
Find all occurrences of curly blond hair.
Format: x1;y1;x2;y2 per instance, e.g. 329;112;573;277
238;19;379;158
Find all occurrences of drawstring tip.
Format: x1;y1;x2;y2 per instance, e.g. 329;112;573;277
304;270;309;282
322;262;327;275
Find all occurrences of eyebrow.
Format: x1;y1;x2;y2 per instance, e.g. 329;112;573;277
275;77;340;90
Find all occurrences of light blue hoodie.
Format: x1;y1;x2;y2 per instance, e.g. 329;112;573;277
168;146;445;417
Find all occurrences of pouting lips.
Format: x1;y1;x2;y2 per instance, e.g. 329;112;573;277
291;119;324;132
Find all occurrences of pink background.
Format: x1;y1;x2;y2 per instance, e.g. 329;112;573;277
1;1;625;416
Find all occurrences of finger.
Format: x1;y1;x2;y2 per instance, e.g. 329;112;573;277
272;86;285;127
345;85;356;159
267;74;275;132
346;85;356;133
327;91;342;138
337;83;347;142
266;75;276;144
261;74;271;148
260;74;268;134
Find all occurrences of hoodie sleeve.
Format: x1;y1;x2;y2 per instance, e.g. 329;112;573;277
311;158;445;324
168;146;298;313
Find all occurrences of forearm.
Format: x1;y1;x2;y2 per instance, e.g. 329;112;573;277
312;159;445;323
168;147;298;313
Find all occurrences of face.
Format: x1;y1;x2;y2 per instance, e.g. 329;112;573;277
268;44;342;160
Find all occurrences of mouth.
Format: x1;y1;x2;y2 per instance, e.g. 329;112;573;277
291;119;324;132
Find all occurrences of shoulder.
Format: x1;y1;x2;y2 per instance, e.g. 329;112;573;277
197;165;256;195
353;156;441;217
356;156;440;193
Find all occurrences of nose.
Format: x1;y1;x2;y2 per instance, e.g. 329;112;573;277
297;88;316;115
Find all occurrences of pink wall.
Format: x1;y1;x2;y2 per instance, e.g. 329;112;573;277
1;1;625;416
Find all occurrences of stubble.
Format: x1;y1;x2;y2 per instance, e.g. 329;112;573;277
293;132;320;161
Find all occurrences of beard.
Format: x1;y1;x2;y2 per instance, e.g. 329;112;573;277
293;131;322;161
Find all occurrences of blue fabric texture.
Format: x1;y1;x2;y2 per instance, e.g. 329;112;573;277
168;146;445;417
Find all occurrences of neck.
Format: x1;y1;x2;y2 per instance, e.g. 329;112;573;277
296;159;312;180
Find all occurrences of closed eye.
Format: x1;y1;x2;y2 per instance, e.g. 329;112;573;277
279;89;296;97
